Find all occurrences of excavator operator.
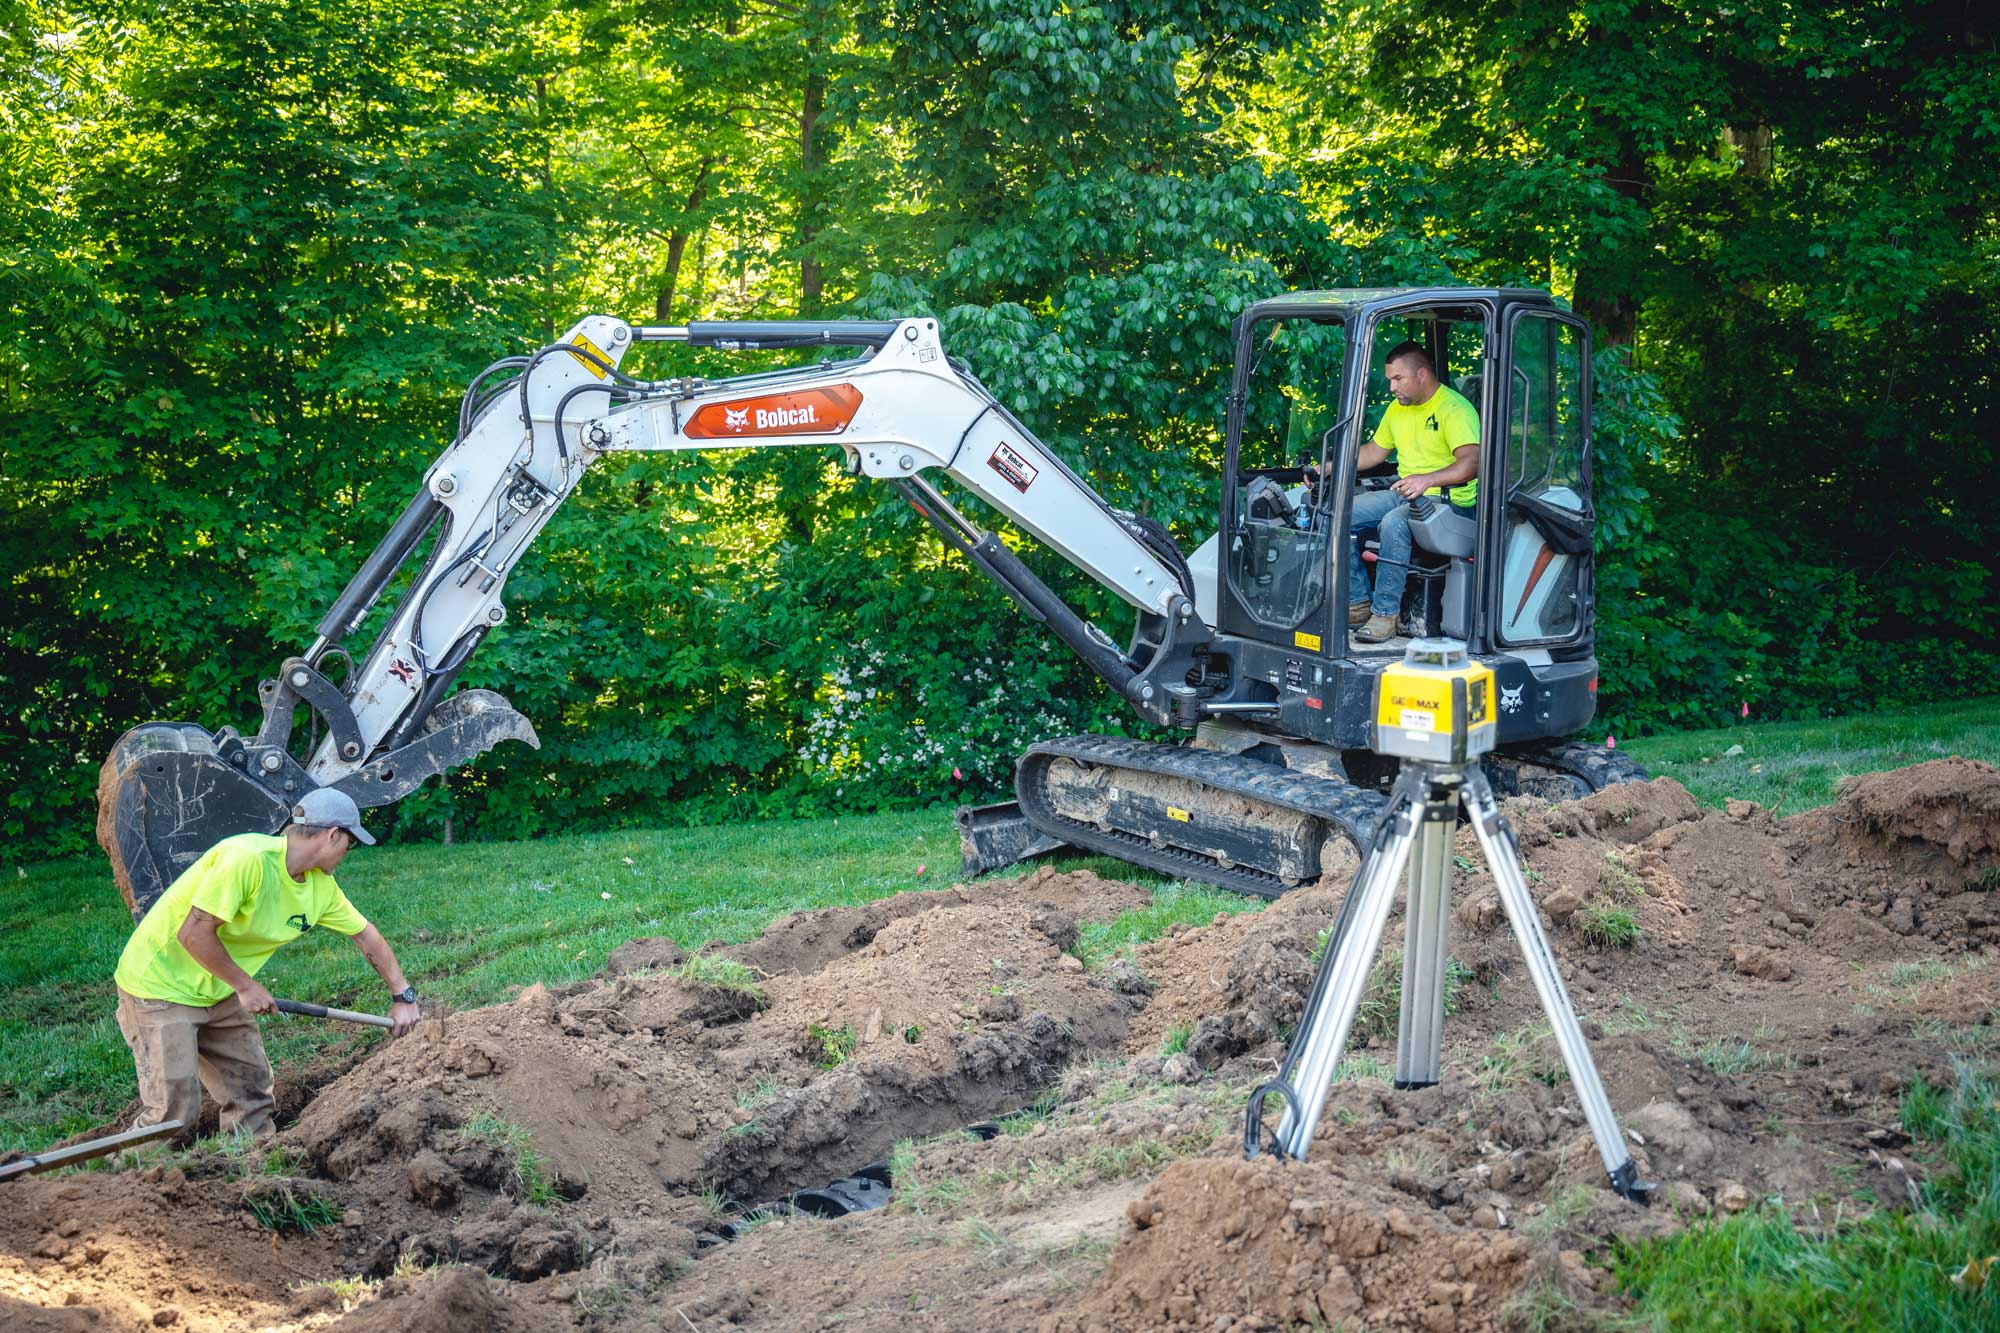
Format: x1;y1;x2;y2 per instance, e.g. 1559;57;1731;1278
1347;341;1480;644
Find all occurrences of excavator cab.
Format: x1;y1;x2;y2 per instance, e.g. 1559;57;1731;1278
1204;288;1596;666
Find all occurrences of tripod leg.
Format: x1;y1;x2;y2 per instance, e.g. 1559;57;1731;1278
1395;800;1454;1088
1462;767;1650;1202
1273;783;1424;1159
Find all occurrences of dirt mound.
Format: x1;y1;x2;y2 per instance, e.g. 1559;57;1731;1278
1827;756;2000;868
275;867;1149;1282
1058;1155;1534;1332
0;1165;341;1332
324;1266;566;1332
20;763;2000;1332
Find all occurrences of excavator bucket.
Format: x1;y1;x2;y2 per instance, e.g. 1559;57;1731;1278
955;800;1065;878
96;723;292;921
98;689;540;921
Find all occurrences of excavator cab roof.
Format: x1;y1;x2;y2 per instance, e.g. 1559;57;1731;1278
1237;287;1567;325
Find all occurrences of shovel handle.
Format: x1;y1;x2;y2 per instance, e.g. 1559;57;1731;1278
274;998;395;1029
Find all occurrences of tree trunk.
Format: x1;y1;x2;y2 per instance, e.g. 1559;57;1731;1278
656;160;714;322
799;63;825;314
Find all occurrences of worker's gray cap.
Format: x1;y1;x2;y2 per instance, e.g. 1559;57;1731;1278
290;788;377;845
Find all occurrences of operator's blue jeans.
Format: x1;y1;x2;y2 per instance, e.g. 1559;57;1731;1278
1348;489;1414;617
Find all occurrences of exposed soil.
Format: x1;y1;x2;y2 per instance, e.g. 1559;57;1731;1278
6;761;1998;1331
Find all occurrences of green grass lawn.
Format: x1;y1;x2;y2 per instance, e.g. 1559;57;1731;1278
5;691;1997;1304
1621;695;2000;815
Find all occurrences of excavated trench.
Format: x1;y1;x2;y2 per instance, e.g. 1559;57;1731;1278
11;761;2000;1332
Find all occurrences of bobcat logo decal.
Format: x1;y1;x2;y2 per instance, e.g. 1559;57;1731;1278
1499;683;1524;714
723;406;750;430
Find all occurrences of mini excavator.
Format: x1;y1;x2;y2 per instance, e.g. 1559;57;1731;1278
99;288;1639;918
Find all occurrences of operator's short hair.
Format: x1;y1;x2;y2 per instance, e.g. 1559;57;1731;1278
1384;341;1433;372
288;822;340;838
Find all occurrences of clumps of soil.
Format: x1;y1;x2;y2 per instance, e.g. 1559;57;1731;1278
1062;1156;1535;1333
19;762;2000;1333
276;867;1151;1282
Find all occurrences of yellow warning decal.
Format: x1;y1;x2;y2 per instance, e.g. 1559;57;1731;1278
1166;805;1192;823
1294;630;1322;652
570;333;611;380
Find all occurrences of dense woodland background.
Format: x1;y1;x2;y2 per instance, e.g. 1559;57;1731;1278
3;0;1995;858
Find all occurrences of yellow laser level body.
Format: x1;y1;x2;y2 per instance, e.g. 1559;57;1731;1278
1372;638;1496;766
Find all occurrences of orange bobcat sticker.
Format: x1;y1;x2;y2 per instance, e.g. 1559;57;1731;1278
685;384;863;438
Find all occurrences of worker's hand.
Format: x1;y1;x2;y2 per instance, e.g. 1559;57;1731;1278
389;1000;422;1038
1391;475;1431;501
235;981;278;1016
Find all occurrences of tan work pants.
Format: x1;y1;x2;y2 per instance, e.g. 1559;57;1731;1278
114;987;276;1140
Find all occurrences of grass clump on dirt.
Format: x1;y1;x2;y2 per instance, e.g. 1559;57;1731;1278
808;1021;858;1069
1353;950;1475;1043
1615;1059;2000;1331
243;1180;343;1234
459;1110;558;1204
675;953;769;1003
1160;1020;1195;1058
1075;879;1263;969
1573;901;1641;949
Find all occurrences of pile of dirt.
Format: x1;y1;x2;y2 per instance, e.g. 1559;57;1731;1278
281;867;1152;1283
10;762;1999;1331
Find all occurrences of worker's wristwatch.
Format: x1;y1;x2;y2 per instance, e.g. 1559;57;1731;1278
390;986;418;1005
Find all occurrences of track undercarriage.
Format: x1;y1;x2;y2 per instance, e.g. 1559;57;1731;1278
959;731;1644;895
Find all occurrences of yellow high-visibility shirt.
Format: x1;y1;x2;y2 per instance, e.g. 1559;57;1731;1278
115;833;369;1007
1371;384;1481;506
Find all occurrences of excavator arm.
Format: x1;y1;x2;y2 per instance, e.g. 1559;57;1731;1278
98;314;1210;915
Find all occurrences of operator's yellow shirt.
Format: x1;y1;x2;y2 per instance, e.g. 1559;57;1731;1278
1372;384;1481;506
114;833;369;1007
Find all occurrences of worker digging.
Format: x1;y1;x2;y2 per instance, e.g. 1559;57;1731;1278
110;788;423;1144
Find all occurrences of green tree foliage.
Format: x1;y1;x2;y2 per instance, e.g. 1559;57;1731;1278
4;0;1994;861
1239;0;1999;733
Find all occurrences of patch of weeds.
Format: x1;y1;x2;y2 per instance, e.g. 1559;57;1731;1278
674;954;768;1004
729;1206;788;1236
1501;1272;1603;1333
1160;1020;1195;1058
1616;1060;2000;1330
1887;960;1953;989
729;1078;783;1138
1602;996;1657;1036
1384;1143;1444;1180
901;1023;923;1044
958;1218;1012;1263
997;1090;1062;1137
1522;1183;1599;1245
1900;1075;1951;1141
695;1181;731;1219
1334;1053;1392;1083
1475;1023;1556;1096
460;1110;557;1203
1075;880;1264;968
291;1272;378;1308
245;1182;343;1234
1599;851;1645;901
1697;1039;1756;1077
808;1021;858;1069
1453;854;1476;874
1974;864;1999;891
1573;902;1640;950
1354;950;1475;1042
888;1137;973;1218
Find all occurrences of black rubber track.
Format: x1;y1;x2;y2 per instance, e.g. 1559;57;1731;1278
1505;739;1650;790
1014;734;1390;900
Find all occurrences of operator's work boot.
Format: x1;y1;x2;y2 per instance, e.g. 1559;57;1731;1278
1355;614;1399;644
1348;602;1373;627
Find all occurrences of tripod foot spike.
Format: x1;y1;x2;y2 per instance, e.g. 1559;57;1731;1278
1608;1160;1656;1205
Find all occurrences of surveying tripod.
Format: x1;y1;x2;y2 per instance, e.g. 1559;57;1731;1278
1245;639;1652;1202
